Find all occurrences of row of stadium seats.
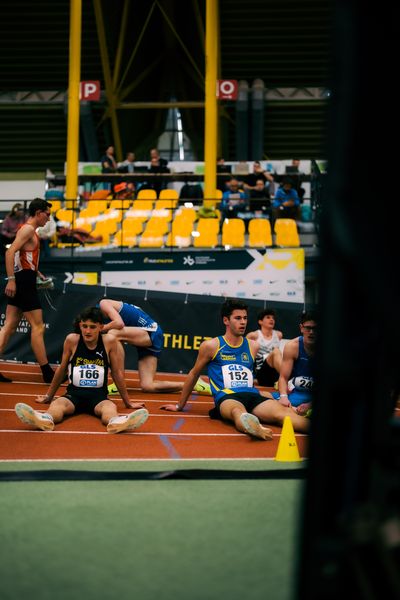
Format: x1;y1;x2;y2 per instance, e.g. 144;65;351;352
51;216;300;249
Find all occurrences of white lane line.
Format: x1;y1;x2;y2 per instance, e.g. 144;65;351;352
0;428;306;437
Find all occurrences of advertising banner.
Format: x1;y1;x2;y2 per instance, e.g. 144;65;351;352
0;284;304;374
101;249;304;303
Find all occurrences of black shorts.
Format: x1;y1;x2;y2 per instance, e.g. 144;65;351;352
64;393;109;415
209;391;268;420
255;360;278;387
7;270;41;312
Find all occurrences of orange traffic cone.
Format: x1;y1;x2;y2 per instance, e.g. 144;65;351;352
275;416;302;462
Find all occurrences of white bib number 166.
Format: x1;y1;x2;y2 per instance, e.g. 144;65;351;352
72;364;105;388
222;364;253;389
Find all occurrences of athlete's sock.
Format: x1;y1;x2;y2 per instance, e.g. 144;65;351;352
0;372;12;383
40;363;55;383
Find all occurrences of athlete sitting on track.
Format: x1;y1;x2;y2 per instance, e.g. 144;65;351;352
271;310;316;417
246;307;283;387
161;299;310;440
14;306;149;434
98;298;211;396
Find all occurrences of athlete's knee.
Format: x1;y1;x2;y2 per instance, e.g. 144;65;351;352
140;380;156;393
31;322;46;337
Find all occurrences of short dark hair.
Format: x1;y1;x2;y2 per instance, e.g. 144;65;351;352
74;307;104;332
28;197;52;216
257;308;276;323
300;310;317;324
221;299;248;320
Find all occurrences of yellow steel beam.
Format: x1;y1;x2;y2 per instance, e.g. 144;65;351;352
203;0;218;207
65;0;82;204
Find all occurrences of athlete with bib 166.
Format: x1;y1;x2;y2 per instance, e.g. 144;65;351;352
14;307;149;434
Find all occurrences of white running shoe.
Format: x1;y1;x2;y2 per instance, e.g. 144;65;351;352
15;403;54;431
107;408;149;434
193;377;211;395
239;413;273;440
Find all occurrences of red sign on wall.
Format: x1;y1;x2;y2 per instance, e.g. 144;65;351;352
80;81;101;101
217;79;238;100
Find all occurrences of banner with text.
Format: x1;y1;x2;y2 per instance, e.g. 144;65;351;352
101;249;304;303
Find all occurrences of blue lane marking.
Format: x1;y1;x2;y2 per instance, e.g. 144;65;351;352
172;418;185;432
159;435;181;459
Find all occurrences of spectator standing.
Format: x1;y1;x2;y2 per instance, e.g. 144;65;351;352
244;161;275;195
101;146;117;173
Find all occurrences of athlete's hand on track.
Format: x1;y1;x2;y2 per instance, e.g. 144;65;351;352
160;404;180;412
124;401;145;409
36;394;52;404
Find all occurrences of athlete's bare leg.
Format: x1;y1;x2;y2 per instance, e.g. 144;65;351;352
138;354;184;393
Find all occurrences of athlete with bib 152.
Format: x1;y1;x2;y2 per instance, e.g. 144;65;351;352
161;299;310;440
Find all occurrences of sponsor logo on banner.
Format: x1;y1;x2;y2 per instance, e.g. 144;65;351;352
183;255;195;266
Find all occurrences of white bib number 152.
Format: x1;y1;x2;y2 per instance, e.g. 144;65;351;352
222;364;253;389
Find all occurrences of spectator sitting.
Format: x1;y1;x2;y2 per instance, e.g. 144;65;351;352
249;179;272;219
113;181;135;201
0;203;27;255
149;148;169;171
117;152;135;174
272;178;300;222
147;149;170;195
285;158;306;202
55;218;103;245
219;177;248;221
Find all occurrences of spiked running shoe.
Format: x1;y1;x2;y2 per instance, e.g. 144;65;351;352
193;377;211;395
15;403;54;431
107;408;149;434
239;413;273;440
107;382;119;395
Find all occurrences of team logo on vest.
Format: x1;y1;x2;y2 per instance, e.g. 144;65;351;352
241;352;250;363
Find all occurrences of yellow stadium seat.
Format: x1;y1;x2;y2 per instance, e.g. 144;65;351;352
221;218;245;248
173;207;197;223
248;218;273;247
137;188;158;200
112;230;137;248
120;218;144;235
55;208;76;223
158;188;179;201
274;218;300;247
193;218;220;248
138;233;164;247
166;219;193;247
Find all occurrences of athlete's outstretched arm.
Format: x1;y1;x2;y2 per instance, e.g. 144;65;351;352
161;338;217;412
36;334;75;403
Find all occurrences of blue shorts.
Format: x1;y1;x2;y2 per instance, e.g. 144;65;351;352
271;390;312;407
137;325;164;359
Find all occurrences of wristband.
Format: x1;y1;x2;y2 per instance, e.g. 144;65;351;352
280;394;288;397
5;276;16;281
